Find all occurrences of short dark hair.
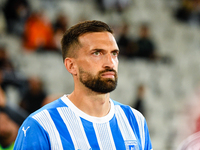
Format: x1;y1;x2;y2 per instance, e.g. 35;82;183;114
61;20;113;61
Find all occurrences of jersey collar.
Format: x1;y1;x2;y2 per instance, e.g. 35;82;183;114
61;94;115;123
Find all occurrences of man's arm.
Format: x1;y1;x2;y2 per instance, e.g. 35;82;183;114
130;107;153;150
14;117;50;150
144;119;153;150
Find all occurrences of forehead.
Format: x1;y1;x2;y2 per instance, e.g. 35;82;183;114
78;32;118;50
80;31;114;40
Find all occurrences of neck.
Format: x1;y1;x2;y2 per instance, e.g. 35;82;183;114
68;89;111;117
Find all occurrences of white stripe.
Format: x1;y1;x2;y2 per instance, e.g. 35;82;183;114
76;111;91;148
57;107;91;150
32;110;63;150
115;106;136;141
93;122;116;150
107;123;116;149
93;124;103;150
131;108;145;150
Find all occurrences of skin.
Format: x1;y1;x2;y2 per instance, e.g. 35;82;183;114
0;87;6;108
0;113;19;148
64;32;119;117
0;87;19;147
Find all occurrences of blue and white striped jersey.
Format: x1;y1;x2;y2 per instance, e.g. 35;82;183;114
14;95;153;150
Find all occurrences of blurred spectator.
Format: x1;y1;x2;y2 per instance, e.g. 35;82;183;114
0;112;18;149
0;87;28;149
0;45;28;97
0;86;28;126
20;76;47;114
135;23;157;60
175;0;194;23
117;23;138;58
53;13;69;34
0;45;13;71
175;0;200;26
131;84;146;116
53;13;69;51
0;50;28;150
117;23;171;63
3;0;30;36
23;11;57;52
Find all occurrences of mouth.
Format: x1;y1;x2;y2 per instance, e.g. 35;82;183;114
101;72;116;78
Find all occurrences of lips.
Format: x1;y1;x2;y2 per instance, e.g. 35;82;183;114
101;72;116;78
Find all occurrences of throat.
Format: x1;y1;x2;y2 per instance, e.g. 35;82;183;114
87;99;111;117
68;93;111;117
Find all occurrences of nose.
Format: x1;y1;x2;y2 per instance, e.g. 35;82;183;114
103;54;115;69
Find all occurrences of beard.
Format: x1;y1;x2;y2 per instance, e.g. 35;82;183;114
79;67;118;94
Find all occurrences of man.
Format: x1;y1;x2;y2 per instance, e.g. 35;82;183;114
14;20;153;150
0;87;18;150
136;24;156;60
0;86;28;150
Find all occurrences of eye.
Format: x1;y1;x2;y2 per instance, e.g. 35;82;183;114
112;51;119;56
93;51;100;56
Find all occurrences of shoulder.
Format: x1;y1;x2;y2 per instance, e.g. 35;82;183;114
19;96;67;130
112;99;145;124
112;99;144;117
14;97;66;149
21;96;66;128
29;97;67;118
14;115;51;149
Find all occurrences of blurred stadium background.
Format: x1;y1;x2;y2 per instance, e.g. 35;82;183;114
1;0;200;149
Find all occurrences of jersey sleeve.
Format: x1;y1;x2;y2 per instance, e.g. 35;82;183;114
130;107;153;150
143;118;153;150
14;117;50;150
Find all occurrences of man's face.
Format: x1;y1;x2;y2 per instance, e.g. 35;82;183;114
75;32;119;93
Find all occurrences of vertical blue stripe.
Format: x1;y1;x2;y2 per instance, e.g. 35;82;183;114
48;109;75;150
120;105;142;149
81;118;100;150
144;121;152;150
109;115;126;150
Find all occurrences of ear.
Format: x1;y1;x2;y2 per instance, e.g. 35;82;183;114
64;58;77;75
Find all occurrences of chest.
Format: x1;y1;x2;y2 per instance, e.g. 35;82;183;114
52;108;142;150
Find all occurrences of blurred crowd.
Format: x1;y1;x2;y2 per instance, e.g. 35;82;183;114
0;0;200;149
0;0;165;148
117;22;159;61
1;0;69;52
0;0;68;148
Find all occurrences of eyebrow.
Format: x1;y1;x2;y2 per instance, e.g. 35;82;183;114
112;49;120;52
91;48;120;52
